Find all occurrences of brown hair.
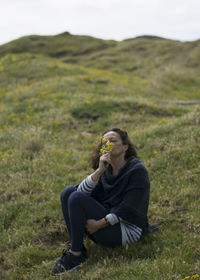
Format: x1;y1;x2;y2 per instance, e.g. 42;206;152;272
89;128;138;170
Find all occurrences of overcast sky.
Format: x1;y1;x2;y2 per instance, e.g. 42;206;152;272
1;0;200;45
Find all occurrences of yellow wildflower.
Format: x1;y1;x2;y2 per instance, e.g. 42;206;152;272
182;276;190;280
191;274;200;279
23;134;29;140
99;137;113;156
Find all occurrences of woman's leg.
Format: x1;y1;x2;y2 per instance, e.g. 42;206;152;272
52;187;122;275
67;191;122;252
60;186;77;243
89;223;122;248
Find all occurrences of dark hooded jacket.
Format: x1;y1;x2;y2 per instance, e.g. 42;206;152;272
90;156;150;231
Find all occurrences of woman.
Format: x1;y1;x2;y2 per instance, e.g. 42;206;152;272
52;128;150;275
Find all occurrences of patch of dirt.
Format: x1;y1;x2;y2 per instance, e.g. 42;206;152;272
39;226;67;246
78;112;100;120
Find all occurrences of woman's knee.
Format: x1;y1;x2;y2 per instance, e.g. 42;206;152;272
68;191;88;206
60;186;76;203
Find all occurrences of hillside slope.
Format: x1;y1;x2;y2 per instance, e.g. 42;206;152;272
1;33;200;73
0;32;116;60
0;33;200;280
1;32;200;102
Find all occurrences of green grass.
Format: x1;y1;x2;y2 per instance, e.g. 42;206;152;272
0;33;200;280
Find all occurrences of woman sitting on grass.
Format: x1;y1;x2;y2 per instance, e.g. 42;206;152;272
52;128;150;275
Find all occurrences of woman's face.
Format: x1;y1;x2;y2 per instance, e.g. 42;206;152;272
103;131;128;158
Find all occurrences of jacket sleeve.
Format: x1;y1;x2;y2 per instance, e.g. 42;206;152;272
110;168;150;229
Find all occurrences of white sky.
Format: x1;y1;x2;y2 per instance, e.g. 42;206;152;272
1;0;200;45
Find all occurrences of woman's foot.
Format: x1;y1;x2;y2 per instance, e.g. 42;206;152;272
51;250;86;276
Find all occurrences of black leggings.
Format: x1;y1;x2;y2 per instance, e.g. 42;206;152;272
60;186;122;251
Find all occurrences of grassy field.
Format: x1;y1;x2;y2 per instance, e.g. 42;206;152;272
0;33;200;280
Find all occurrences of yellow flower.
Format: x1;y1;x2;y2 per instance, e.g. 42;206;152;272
99;137;113;156
191;274;200;279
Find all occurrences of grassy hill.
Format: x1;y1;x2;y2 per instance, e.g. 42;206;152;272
1;33;200;71
0;32;200;280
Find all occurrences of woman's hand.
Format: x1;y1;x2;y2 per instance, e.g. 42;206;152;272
90;151;111;182
86;219;101;234
86;218;109;234
91;151;111;182
99;151;111;170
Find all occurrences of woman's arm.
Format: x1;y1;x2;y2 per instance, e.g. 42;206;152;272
91;150;111;181
77;151;111;193
90;167;105;182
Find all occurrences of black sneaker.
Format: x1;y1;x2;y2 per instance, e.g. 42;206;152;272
51;250;86;276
